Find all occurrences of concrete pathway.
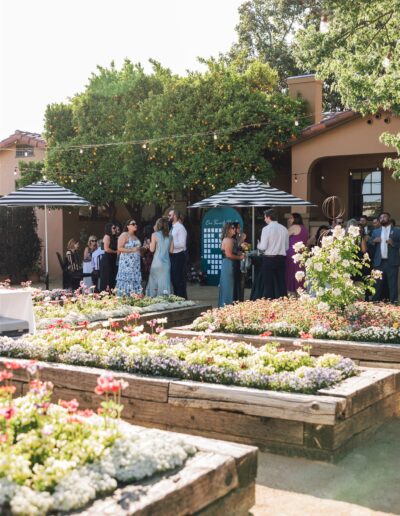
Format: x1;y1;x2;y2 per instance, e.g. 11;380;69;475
252;419;400;515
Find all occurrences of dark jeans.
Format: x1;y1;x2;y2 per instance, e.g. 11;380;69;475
262;255;287;300
372;260;399;304
170;251;187;299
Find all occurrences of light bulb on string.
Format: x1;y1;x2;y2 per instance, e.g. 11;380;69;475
13;167;18;176
213;133;218;141
142;142;147;149
294;174;298;183
294;120;299;127
79;147;84;154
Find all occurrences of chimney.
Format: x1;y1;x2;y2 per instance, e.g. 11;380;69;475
287;74;323;125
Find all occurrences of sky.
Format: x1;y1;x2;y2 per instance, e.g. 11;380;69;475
0;0;243;138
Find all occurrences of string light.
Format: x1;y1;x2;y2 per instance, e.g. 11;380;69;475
141;143;147;149
213;133;218;140
294;120;299;126
79;147;84;154
294;174;298;183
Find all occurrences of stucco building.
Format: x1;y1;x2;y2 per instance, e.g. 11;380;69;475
287;75;400;229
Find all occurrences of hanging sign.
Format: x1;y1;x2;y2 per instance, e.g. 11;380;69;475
201;207;243;286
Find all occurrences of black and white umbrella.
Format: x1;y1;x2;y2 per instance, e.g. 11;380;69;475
0;181;90;288
189;176;314;246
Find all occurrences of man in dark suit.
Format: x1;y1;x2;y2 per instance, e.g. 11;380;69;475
368;212;400;304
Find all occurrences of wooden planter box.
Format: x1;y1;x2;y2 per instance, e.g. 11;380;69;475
76;431;256;515
166;327;400;369
6;359;400;462
63;304;211;332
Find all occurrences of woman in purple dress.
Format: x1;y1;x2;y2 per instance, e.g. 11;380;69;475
286;213;309;294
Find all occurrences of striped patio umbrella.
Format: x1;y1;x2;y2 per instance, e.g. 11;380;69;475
0;181;91;288
188;176;314;246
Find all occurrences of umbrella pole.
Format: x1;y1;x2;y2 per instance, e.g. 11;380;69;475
44;205;49;290
252;206;255;283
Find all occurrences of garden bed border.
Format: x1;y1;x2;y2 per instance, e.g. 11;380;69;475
6;358;400;462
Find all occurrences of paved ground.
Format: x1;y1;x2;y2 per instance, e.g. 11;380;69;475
35;281;400;514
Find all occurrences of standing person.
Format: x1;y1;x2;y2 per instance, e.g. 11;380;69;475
115;220;142;296
91;239;104;292
82;235;97;288
218;223;243;307
257;209;289;299
146;218;172;297
168;209;188;299
65;238;82;290
99;223;118;292
359;215;370;237
114;222;122;273
286;213;309;294
368;212;400;304
232;222;247;302
141;224;154;292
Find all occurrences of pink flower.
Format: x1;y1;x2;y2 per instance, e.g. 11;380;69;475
58;398;79;413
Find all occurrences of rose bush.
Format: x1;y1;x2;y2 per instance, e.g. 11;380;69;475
292;225;380;310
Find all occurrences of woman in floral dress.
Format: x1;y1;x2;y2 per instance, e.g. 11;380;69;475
116;219;142;296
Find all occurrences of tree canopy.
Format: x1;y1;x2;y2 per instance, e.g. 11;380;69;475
293;0;400;178
42;58;306;217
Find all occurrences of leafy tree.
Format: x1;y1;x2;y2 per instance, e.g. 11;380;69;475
43;58;306;217
16;161;45;188
294;0;400;177
0;207;41;283
125;59;306;206
229;0;323;83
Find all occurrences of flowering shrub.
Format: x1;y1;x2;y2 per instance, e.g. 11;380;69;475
0;326;358;394
192;299;400;344
33;290;193;329
293;225;380;310
0;361;195;515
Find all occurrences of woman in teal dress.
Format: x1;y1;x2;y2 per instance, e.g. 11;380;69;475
146;217;172;297
115;219;142;296
218;223;244;307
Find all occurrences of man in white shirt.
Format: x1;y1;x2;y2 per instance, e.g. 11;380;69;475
257;209;289;299
168;209;188;299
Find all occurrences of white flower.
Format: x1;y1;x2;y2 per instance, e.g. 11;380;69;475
321;235;334;247
295;271;305;282
133;325;144;333
332;288;342;296
371;269;383;280
102;321;110;328
342;259;350;268
314;262;323;272
311;246;322;256
293;241;305;252
156;317;168;324
292;253;302;264
333;226;346;239
317;302;329;311
348;225;360;237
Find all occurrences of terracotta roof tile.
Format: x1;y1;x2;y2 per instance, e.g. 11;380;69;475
0;130;46;149
287;110;360;146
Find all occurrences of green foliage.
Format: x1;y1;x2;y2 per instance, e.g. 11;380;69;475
16;161;45;188
229;0;323;85
43;58;305;211
294;0;400;177
0;207;41;282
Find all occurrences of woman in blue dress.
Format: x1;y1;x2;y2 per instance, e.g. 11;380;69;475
146;217;172;297
115;219;142;296
218;223;244;307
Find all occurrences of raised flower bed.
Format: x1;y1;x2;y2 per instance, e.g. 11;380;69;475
165;299;400;369
0;361;256;515
32;289;210;331
1;329;399;460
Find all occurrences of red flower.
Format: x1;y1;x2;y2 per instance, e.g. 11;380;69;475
58;398;79;413
0;434;8;443
0;407;16;420
260;331;272;337
300;332;313;340
126;312;140;321
0;371;13;382
4;361;23;370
